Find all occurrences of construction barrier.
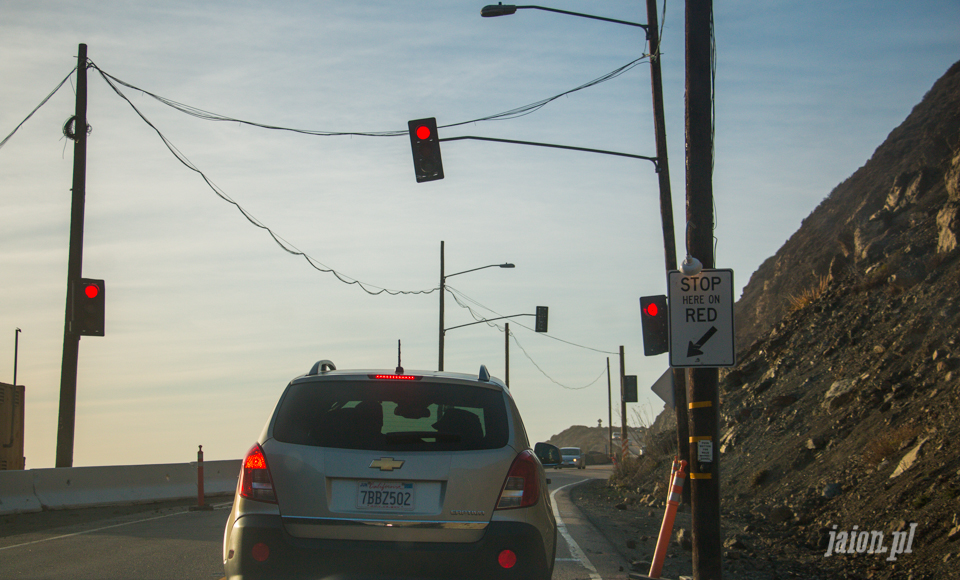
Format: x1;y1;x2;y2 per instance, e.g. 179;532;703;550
648;458;688;579
0;459;240;515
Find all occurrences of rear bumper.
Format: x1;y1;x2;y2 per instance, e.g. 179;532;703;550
224;514;554;580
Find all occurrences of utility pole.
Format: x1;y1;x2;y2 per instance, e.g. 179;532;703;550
13;328;21;386
606;357;612;457
56;43;88;468
619;346;627;460
646;0;691;504
504;323;509;387
438;241;445;371
685;1;721;578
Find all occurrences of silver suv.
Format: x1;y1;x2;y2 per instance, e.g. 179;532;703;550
223;360;557;579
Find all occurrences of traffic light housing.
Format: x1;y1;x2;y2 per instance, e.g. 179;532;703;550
623;375;638;403
535;306;549;333
639;295;668;356
407;118;444;183
73;278;105;336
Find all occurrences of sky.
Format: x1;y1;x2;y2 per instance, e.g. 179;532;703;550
1;1;958;469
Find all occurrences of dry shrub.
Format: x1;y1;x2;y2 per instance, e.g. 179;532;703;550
862;423;922;466
787;276;830;312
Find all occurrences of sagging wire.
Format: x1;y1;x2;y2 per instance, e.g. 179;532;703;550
0;67;76;151
509;328;608;391
446;286;617;355
445;285;615;389
91;54;650;138
94;63;437;297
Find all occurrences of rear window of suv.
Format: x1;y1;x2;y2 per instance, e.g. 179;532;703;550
272;379;510;452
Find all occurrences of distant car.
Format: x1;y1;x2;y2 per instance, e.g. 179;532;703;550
560;447;585;470
223;360;558;580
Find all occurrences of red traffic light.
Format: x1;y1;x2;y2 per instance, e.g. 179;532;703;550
407;118;444;183
639;295;668;356
84;283;100;299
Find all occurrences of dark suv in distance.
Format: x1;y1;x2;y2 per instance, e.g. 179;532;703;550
223;360;558;580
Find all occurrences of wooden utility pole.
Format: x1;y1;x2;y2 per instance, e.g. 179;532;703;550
606;357;612;457
56;43;88;468
645;0;691;504
438;241;445;371
618;346;627;459
685;1;722;578
504;323;509;387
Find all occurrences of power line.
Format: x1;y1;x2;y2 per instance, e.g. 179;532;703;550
94;64;437;297
510;331;608;391
444;285;616;390
0;68;76;151
90;55;650;138
446;286;617;355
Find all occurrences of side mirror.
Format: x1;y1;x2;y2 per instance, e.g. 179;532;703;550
534;442;562;467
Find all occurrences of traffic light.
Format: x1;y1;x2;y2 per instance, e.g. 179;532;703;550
73;278;105;337
623;375;638;403
639;295;668;356
535;306;549;333
407;118;444;183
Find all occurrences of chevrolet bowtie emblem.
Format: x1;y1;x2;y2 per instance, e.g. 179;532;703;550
370;457;405;471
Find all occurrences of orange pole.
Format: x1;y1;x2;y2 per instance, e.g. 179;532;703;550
648;459;688;578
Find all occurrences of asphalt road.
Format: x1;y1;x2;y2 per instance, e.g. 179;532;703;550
0;465;625;580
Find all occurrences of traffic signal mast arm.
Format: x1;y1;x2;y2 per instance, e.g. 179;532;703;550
444;311;539;332
439;135;659;170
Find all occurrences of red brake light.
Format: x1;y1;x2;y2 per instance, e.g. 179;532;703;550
496;450;541;510
372;374;418;380
240;444;277;503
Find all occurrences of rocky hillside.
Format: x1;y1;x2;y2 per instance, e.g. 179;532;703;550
648;60;960;579
735;60;960;351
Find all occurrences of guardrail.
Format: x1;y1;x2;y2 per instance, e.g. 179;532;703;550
0;460;241;515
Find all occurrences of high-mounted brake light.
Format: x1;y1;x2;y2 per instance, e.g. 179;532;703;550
372;374;419;380
495;449;541;510
240;443;277;503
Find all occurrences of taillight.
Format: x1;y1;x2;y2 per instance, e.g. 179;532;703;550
495;449;541;510
239;443;277;503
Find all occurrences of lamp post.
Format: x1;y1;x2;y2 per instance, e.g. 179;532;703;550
439;241;515;371
481;0;688;474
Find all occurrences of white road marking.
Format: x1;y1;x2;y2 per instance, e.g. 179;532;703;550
551;479;603;580
0;501;232;552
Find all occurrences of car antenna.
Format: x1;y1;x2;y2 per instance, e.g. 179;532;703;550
396;339;404;374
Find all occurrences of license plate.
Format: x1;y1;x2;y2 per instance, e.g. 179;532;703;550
356;481;416;511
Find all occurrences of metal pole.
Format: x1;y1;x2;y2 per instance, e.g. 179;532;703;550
439;241;445;372
504;323;509;387
619;346;627;461
13;328;20;386
646;0;692;505
686;1;721;577
56;43;88;468
606;357;612;457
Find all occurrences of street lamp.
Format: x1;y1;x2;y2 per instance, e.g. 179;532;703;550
439;241;515;371
481;4;648;29
480;0;690;501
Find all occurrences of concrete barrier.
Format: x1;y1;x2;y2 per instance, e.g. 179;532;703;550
0;459;240;515
0;468;42;515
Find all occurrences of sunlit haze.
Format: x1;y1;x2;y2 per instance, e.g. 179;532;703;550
2;1;958;467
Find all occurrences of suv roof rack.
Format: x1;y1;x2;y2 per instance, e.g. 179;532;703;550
308;360;337;375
